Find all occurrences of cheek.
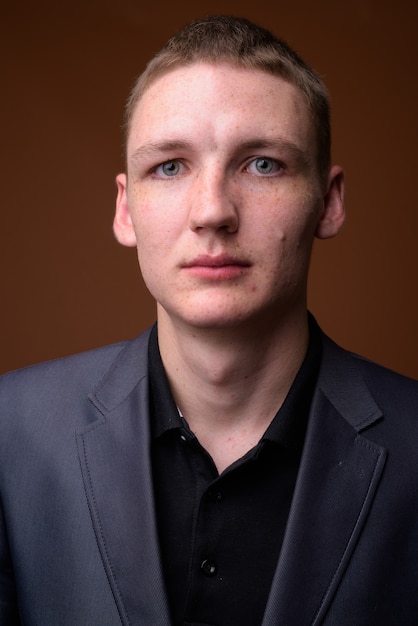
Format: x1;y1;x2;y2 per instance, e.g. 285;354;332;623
251;206;313;250
128;192;177;250
135;242;165;300
250;198;320;275
135;180;188;221
283;191;322;246
130;205;178;280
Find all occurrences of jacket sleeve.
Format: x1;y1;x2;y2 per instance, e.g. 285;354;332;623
0;500;21;625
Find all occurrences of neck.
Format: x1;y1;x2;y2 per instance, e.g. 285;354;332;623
157;308;310;473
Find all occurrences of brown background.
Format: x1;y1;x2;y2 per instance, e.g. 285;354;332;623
1;0;417;377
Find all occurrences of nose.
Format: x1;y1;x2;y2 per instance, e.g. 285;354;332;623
188;167;239;234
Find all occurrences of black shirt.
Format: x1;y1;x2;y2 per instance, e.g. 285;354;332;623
149;318;322;626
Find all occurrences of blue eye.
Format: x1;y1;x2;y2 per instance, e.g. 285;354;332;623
248;157;280;175
156;160;181;177
256;158;273;174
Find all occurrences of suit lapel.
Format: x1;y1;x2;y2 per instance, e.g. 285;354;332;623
75;327;387;625
77;330;171;626
262;336;387;625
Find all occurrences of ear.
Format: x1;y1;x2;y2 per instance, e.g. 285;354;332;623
315;165;345;240
113;173;138;247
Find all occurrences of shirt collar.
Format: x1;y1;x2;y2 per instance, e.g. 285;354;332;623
148;314;322;451
261;314;322;451
148;324;184;439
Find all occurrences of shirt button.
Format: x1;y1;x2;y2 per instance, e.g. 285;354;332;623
179;429;189;442
201;559;218;577
207;490;223;503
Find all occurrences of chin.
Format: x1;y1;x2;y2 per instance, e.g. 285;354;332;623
171;303;268;331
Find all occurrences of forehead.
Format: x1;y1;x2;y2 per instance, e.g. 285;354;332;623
127;63;314;156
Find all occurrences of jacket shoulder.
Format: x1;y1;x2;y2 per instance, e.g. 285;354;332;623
1;341;125;391
351;352;418;411
322;332;418;395
0;328;152;416
320;332;418;436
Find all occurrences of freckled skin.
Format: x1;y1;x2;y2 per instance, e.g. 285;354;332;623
113;62;344;470
114;62;343;333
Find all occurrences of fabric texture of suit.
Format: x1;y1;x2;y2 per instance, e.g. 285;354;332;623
1;324;418;625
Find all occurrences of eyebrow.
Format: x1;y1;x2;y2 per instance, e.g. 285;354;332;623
130;140;194;165
236;138;311;169
130;137;311;169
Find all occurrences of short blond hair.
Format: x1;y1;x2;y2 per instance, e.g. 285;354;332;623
124;16;331;181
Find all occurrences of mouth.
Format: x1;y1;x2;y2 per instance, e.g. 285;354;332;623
182;254;251;280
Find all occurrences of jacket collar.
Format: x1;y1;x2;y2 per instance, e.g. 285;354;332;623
317;334;383;431
78;326;171;626
262;333;386;625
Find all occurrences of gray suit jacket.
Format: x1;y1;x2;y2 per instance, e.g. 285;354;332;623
1;326;418;625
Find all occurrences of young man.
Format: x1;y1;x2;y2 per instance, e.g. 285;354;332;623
1;16;418;626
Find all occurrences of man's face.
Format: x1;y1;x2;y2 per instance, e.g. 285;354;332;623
114;63;344;331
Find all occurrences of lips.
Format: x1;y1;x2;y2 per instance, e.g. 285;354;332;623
182;254;251;279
